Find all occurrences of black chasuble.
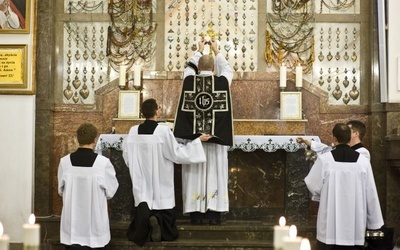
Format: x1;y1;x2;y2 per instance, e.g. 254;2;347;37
174;75;234;146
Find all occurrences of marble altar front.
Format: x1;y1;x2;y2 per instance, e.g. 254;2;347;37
96;134;320;223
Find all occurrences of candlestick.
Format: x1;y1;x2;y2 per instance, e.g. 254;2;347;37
280;63;287;90
133;63;142;89
296;63;303;89
23;214;40;248
119;65;127;89
273;216;290;249
283;225;302;250
0;222;10;250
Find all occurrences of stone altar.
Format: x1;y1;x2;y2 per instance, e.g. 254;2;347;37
97;119;320;224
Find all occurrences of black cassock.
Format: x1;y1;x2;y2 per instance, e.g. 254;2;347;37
174;75;234;146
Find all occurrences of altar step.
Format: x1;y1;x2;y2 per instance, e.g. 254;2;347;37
40;218;316;250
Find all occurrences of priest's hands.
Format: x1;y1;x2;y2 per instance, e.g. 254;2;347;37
199;133;213;142
198;39;219;55
198;40;206;54
210;40;219;55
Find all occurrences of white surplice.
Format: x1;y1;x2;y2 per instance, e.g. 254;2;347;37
122;124;206;210
58;155;119;248
305;153;384;246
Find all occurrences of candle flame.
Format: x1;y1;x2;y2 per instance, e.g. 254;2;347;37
279;216;286;226
289;225;297;238
300;238;311;250
0;222;3;236
28;214;36;225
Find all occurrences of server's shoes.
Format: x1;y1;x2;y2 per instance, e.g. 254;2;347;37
149;216;161;242
209;219;221;225
190;219;203;225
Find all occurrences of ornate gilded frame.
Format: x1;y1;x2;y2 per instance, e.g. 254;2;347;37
280;92;302;120
0;44;31;94
118;90;141;118
0;0;31;33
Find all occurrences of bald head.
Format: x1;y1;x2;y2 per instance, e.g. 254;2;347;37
198;55;214;71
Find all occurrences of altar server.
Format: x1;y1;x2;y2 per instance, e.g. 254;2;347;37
305;123;384;250
58;123;119;249
123;98;211;246
174;39;234;225
297;120;370;160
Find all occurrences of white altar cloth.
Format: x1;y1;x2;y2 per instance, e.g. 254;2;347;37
95;134;320;153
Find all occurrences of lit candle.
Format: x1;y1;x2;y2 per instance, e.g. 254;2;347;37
280;63;287;88
133;62;142;87
119;65;127;87
273;216;290;249
300;238;311;250
0;222;10;250
23;214;40;247
283;225;302;250
296;63;303;88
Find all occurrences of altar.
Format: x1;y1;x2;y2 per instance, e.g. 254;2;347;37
96;134;320;223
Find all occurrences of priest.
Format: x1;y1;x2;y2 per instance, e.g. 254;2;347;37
304;123;384;249
174;39;234;225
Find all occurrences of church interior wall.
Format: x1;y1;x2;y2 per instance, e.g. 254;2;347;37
0;0;37;243
0;96;35;243
27;0;400;245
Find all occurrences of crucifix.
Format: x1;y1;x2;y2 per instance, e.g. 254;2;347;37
199;22;222;55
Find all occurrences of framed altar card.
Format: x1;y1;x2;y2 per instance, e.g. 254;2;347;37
280;92;302;120
0;44;30;94
118;90;141;118
0;0;31;33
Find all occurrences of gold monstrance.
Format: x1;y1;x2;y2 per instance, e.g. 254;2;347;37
199;22;221;55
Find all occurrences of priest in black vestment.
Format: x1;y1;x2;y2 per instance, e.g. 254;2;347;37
174;39;234;225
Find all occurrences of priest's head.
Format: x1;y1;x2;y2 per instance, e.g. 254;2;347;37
77;123;98;146
332;123;351;146
198;55;215;72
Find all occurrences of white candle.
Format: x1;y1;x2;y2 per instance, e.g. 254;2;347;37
296;64;303;88
280;63;287;88
273;216;290;249
133;63;142;87
283;225;302;250
23;214;40;247
0;222;10;250
300;238;311;250
119;65;127;87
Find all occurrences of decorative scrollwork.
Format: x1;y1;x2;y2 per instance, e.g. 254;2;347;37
67;1;105;14
319;0;355;13
265;0;315;73
107;0;156;72
97;137;125;151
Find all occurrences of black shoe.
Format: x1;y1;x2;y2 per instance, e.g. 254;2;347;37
190;219;203;225
209;219;221;225
149;216;161;242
